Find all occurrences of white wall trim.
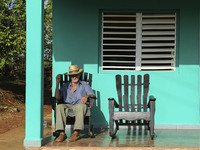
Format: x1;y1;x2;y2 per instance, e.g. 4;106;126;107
155;124;200;129
24;139;44;147
62;124;200;130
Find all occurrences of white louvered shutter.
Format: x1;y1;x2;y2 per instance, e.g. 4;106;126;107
102;13;137;71
141;13;176;71
101;12;176;71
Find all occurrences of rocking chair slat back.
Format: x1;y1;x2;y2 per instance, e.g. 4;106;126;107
131;75;135;112
143;74;149;112
124;75;129;112
137;75;142;112
64;74;68;82
116;75;122;112
84;72;88;82
89;74;92;87
116;74;150;113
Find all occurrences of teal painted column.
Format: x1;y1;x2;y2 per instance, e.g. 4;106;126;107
24;0;44;147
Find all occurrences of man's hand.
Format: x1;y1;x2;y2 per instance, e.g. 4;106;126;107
56;74;62;84
81;95;89;104
55;74;62;100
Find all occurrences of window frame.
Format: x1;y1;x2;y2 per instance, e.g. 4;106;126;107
100;10;178;72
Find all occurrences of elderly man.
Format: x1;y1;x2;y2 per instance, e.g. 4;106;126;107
54;65;95;142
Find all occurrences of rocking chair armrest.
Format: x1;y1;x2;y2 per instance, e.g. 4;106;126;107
50;97;57;110
87;95;96;108
108;98;119;108
50;97;64;110
147;95;156;108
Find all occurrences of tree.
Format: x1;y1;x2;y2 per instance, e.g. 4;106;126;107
44;0;52;62
0;0;26;78
0;0;53;78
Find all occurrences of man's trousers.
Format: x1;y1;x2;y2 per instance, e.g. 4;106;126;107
55;103;87;131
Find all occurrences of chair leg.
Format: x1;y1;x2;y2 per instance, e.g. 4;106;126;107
113;126;118;138
109;99;116;138
109;120;118;138
150;101;155;140
147;121;150;130
88;116;93;138
109;119;114;137
150;120;155;140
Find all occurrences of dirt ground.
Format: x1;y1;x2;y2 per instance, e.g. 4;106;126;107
0;78;52;134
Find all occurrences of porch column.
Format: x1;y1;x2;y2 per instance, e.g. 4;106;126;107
24;0;44;147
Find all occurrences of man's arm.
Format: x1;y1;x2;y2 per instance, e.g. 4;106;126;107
55;74;62;100
81;83;95;104
81;94;94;104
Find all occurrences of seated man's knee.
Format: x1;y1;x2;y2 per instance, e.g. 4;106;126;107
56;104;65;111
79;103;87;108
76;103;87;112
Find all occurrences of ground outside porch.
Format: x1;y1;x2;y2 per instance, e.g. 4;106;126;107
25;128;200;150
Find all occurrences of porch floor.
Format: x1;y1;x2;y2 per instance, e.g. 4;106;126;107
38;128;200;150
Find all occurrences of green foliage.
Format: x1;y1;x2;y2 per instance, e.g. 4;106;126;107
0;0;53;79
0;0;26;78
44;0;52;62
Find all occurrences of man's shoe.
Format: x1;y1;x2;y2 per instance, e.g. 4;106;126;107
55;133;67;142
68;133;80;142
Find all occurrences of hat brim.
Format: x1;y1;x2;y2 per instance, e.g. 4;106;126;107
64;69;84;75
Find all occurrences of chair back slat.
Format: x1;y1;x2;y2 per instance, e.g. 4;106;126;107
124;75;129;112
64;75;68;82
137;75;142;112
143;74;149;112
115;74;150;113
116;75;122;111
88;73;92;87
131;75;135;112
84;72;88;81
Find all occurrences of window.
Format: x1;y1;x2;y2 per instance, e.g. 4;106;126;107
101;12;176;71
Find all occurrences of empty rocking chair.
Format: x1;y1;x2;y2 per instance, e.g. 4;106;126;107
108;74;156;139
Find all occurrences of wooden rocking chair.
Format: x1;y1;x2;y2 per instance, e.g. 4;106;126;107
51;72;96;138
108;74;156;139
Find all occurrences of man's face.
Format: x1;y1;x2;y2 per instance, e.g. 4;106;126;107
70;74;80;84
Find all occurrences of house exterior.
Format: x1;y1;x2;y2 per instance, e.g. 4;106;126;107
24;0;200;147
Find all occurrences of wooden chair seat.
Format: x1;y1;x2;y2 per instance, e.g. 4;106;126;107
113;112;150;121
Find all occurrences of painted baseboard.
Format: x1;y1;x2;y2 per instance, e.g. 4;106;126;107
24;138;43;147
91;124;200;129
52;123;200;130
155;124;200;129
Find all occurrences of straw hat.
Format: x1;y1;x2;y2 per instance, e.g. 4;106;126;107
64;65;83;75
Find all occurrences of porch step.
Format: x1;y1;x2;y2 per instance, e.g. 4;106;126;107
39;147;200;150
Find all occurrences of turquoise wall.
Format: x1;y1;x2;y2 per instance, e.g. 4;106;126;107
52;0;200;126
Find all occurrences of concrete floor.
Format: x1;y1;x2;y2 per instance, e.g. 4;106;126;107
0;126;52;150
2;126;200;150
40;128;200;149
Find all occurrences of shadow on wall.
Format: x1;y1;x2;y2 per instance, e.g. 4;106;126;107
92;91;108;128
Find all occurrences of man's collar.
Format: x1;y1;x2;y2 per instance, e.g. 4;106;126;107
69;81;82;87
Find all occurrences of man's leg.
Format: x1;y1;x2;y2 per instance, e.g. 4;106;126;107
68;103;87;142
55;104;69;142
55;104;69;130
73;103;87;130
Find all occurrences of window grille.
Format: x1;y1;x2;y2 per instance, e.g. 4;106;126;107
101;12;176;71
